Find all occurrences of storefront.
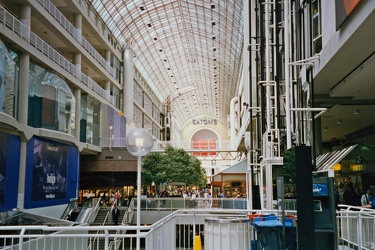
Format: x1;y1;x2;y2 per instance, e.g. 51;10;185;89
211;160;248;198
317;144;375;194
80;148;138;206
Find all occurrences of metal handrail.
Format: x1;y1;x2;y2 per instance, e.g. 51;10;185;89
337;204;375;250
0;7;114;106
33;0;116;78
5;206;374;250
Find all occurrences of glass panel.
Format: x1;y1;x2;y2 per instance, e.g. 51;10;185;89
111;54;121;82
133;105;142;128
144;115;152;132
28;63;75;134
80;95;100;145
89;0;245;125
0;41;18;117
112;86;121;109
152;123;160;139
312;0;321;39
153;104;160;123
143;94;152;115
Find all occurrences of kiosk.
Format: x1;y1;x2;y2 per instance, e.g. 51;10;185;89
312;170;338;250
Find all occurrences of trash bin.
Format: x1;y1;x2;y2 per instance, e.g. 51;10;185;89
205;217;250;250
284;217;296;250
253;220;283;250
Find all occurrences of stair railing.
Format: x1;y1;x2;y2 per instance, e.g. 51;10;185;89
87;200;120;250
108;203;133;250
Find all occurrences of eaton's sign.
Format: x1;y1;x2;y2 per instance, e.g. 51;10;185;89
192;119;217;125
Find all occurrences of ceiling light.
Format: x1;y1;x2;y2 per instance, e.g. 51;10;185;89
354;109;359;115
337;120;342;124
323;127;328;132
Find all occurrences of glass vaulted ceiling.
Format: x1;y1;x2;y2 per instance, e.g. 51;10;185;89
91;0;244;128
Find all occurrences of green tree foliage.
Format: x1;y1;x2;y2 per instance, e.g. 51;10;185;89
142;146;207;189
282;147;296;183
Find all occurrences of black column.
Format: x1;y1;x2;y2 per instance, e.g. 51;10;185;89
295;145;315;249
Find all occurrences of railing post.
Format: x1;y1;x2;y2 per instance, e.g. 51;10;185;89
357;213;362;249
104;229;109;250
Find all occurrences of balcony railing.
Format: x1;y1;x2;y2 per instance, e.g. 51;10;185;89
0;203;373;250
134;197;248;211
0;209;293;250
100;138;235;151
0;7;114;105
33;0;116;78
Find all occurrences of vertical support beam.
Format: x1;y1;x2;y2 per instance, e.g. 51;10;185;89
230;97;238;148
73;53;82;79
136;155;141;250
105;50;111;71
17;5;30;208
17;141;27;209
124;45;134;125
74;89;81;141
284;0;292;149
265;0;271;131
295;145;315;249
265;162;273;210
104;50;111;100
73;14;82;42
19;4;31;40
18;53;29;125
17;51;30;209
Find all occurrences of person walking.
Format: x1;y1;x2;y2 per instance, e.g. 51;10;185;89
361;188;372;206
102;193;107;208
112;204;120;225
115;191;121;206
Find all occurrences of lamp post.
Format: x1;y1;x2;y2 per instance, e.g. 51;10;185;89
109;126;113;150
125;128;154;250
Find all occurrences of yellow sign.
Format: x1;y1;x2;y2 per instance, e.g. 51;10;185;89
350;164;363;172
332;163;341;171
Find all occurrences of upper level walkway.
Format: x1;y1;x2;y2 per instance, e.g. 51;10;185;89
0;198;374;250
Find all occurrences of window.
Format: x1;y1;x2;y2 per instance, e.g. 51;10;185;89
311;0;322;54
28;63;75;134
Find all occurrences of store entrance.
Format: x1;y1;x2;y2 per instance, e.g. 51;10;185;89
79;186;135;207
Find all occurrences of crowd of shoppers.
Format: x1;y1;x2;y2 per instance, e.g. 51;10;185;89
335;182;374;209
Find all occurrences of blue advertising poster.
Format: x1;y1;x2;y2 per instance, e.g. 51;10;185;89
24;136;79;209
0;132;21;212
31;138;68;200
0;134;6;204
313;183;329;196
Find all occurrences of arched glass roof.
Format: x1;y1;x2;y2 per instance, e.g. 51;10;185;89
91;0;244;127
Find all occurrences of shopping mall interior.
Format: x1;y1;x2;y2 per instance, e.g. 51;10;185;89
0;0;374;249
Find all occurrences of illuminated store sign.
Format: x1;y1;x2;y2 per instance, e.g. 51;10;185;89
192;119;217;125
350;164;363;172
